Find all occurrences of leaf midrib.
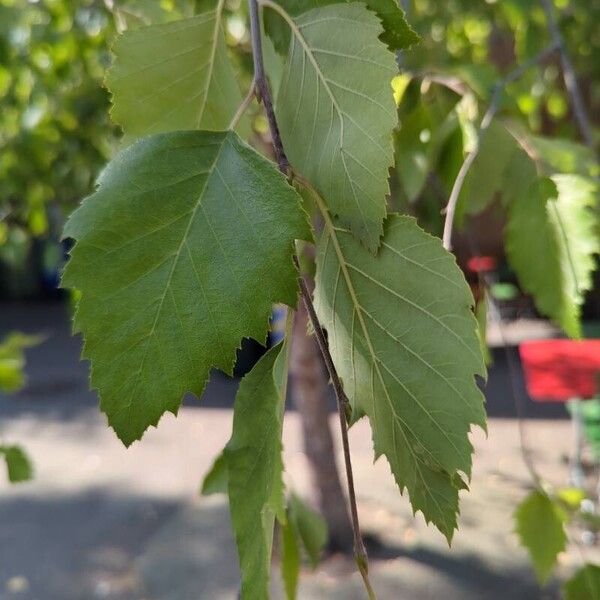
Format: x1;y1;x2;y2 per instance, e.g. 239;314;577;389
128;134;230;397
263;0;343;125
314;194;451;498
265;0;379;237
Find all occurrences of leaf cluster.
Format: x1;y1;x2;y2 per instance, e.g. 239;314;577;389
393;77;599;338
514;488;600;598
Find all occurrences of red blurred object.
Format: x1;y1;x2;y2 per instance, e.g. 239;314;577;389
520;339;600;402
467;255;497;274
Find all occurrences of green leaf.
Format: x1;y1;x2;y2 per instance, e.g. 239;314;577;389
514;490;567;584
564;564;600;600
200;451;228;495
314;211;486;540
117;0;192;28
288;494;327;568
0;445;33;483
0;359;25;393
458;121;518;216
505;175;599;338
528;135;599;177
265;0;418;54
394;103;433;202
365;0;419;50
273;3;398;252
106;4;242;139
263;25;285;95
0;332;43;358
0;332;43;393
395;91;461;203
500;145;538;208
62;130;310;445
226;340;289;600
280;512;301;600
475;297;491;367
279;492;326;599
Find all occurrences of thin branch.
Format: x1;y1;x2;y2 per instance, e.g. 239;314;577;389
297;277;375;599
229;79;257;130
541;0;597;155
246;0;374;594
247;0;288;174
409;72;471;96
442;43;559;251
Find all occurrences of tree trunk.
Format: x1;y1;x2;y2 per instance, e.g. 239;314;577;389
290;300;354;552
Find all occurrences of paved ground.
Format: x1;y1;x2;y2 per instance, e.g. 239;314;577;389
0;302;596;600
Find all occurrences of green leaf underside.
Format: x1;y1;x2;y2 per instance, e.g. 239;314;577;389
226;342;288;600
265;0;418;54
280;514;301;600
458;121;519;216
275;3;398;252
505;174;599;338
106;2;241;139
1;445;33;483
565;564;600;600
288;494;327;568
200;451;228;495
62;130;310;445
514;490;567;583
279;494;327;600
314;213;486;540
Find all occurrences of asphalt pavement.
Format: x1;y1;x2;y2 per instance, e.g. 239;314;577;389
1;301;593;600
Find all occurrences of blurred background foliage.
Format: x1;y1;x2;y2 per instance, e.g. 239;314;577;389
0;0;598;315
393;0;599;232
0;0;117;296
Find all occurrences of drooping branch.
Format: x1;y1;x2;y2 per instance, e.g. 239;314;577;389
442;43;559;251
246;0;374;595
541;0;597;155
247;2;288;174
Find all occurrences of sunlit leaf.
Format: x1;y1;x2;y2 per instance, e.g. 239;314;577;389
514;490;567;583
528;135;599;178
0;445;33;483
0;332;43;393
107;5;241;139
505;175;599;338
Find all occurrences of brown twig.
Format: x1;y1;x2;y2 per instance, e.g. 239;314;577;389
541;0;597;155
247;1;288;174
246;0;374;595
442;43;559;251
229;79;257;130
298;278;375;598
